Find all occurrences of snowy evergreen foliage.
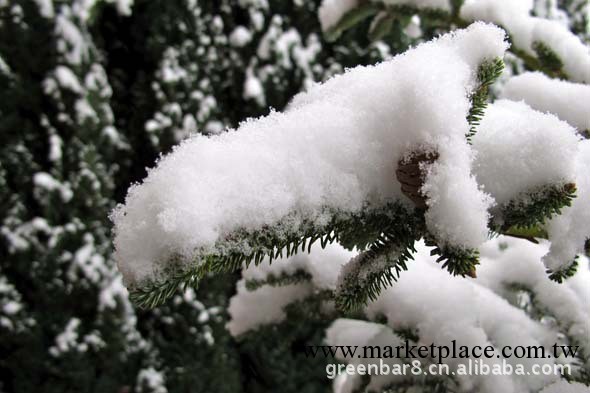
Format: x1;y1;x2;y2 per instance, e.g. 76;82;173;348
111;2;590;393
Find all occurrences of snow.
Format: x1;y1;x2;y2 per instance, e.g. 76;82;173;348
49;318;81;356
319;0;451;32
228;236;589;392
477;237;590;351
105;0;134;15
0;54;9;74
48;134;63;162
543;140;590;272
540;381;590;393
325;319;387;350
501;72;590;132
204;120;225;135
243;70;265;105
460;0;590;83
137;368;167;393
326;319;409;392
34;0;54;18
363;243;558;392
33;172;74;202
227;281;312;336
422;144;494;248
55;12;89;66
2;301;22;315
379;0;450;11
229;26;253;47
471;99;579;206
403;15;422;39
318;0;359;32
54;66;83;93
255;23;322;91
227;242;353;336
112;23;508;285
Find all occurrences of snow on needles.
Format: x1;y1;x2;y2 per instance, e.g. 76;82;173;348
318;0;359;32
501;72;590;133
227;244;353;336
112;23;508;285
318;0;452;32
228;237;590;392
543;140;590;272
460;0;590;83
471;99;579;206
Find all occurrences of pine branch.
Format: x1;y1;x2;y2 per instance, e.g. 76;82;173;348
129;202;417;308
498;183;576;231
334;235;417;312
323;4;575;83
424;236;479;277
129;260;205;309
324;3;381;42
506;284;590;384
547;256;579;283
532;41;567;79
333;204;425;312
244;269;312;291
500;226;547;244
466;58;504;142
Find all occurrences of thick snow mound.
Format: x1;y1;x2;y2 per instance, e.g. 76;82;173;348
112;23;507;285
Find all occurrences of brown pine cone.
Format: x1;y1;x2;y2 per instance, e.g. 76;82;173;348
395;150;439;209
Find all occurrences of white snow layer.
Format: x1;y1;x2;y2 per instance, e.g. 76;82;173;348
112;23;508;285
228;237;590;393
472;99;587;272
227;243;354;336
501;72;590;132
471;99;579;205
543;140;590;272
540;381;590;393
460;0;590;83
318;0;359;32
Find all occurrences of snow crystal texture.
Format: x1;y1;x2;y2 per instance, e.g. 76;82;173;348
112;23;508;285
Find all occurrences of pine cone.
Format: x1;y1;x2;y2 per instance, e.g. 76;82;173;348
395;150;439;209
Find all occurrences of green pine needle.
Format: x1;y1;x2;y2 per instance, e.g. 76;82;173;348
128;202;417;308
424;236;479;277
499;183;577;231
466;57;504;142
533;41;566;78
324;3;381;42
547;257;579;284
244;269;312;291
335;236;417;312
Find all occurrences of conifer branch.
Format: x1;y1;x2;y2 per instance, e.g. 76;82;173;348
333;205;425;312
547;256;579;283
244;269;312;291
324;3;381;42
466;58;504;142
532;41;567;79
128;202;417;308
498;183;576;231
334;237;417;312
424;236;479;278
324;4;573;82
506;284;590;384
